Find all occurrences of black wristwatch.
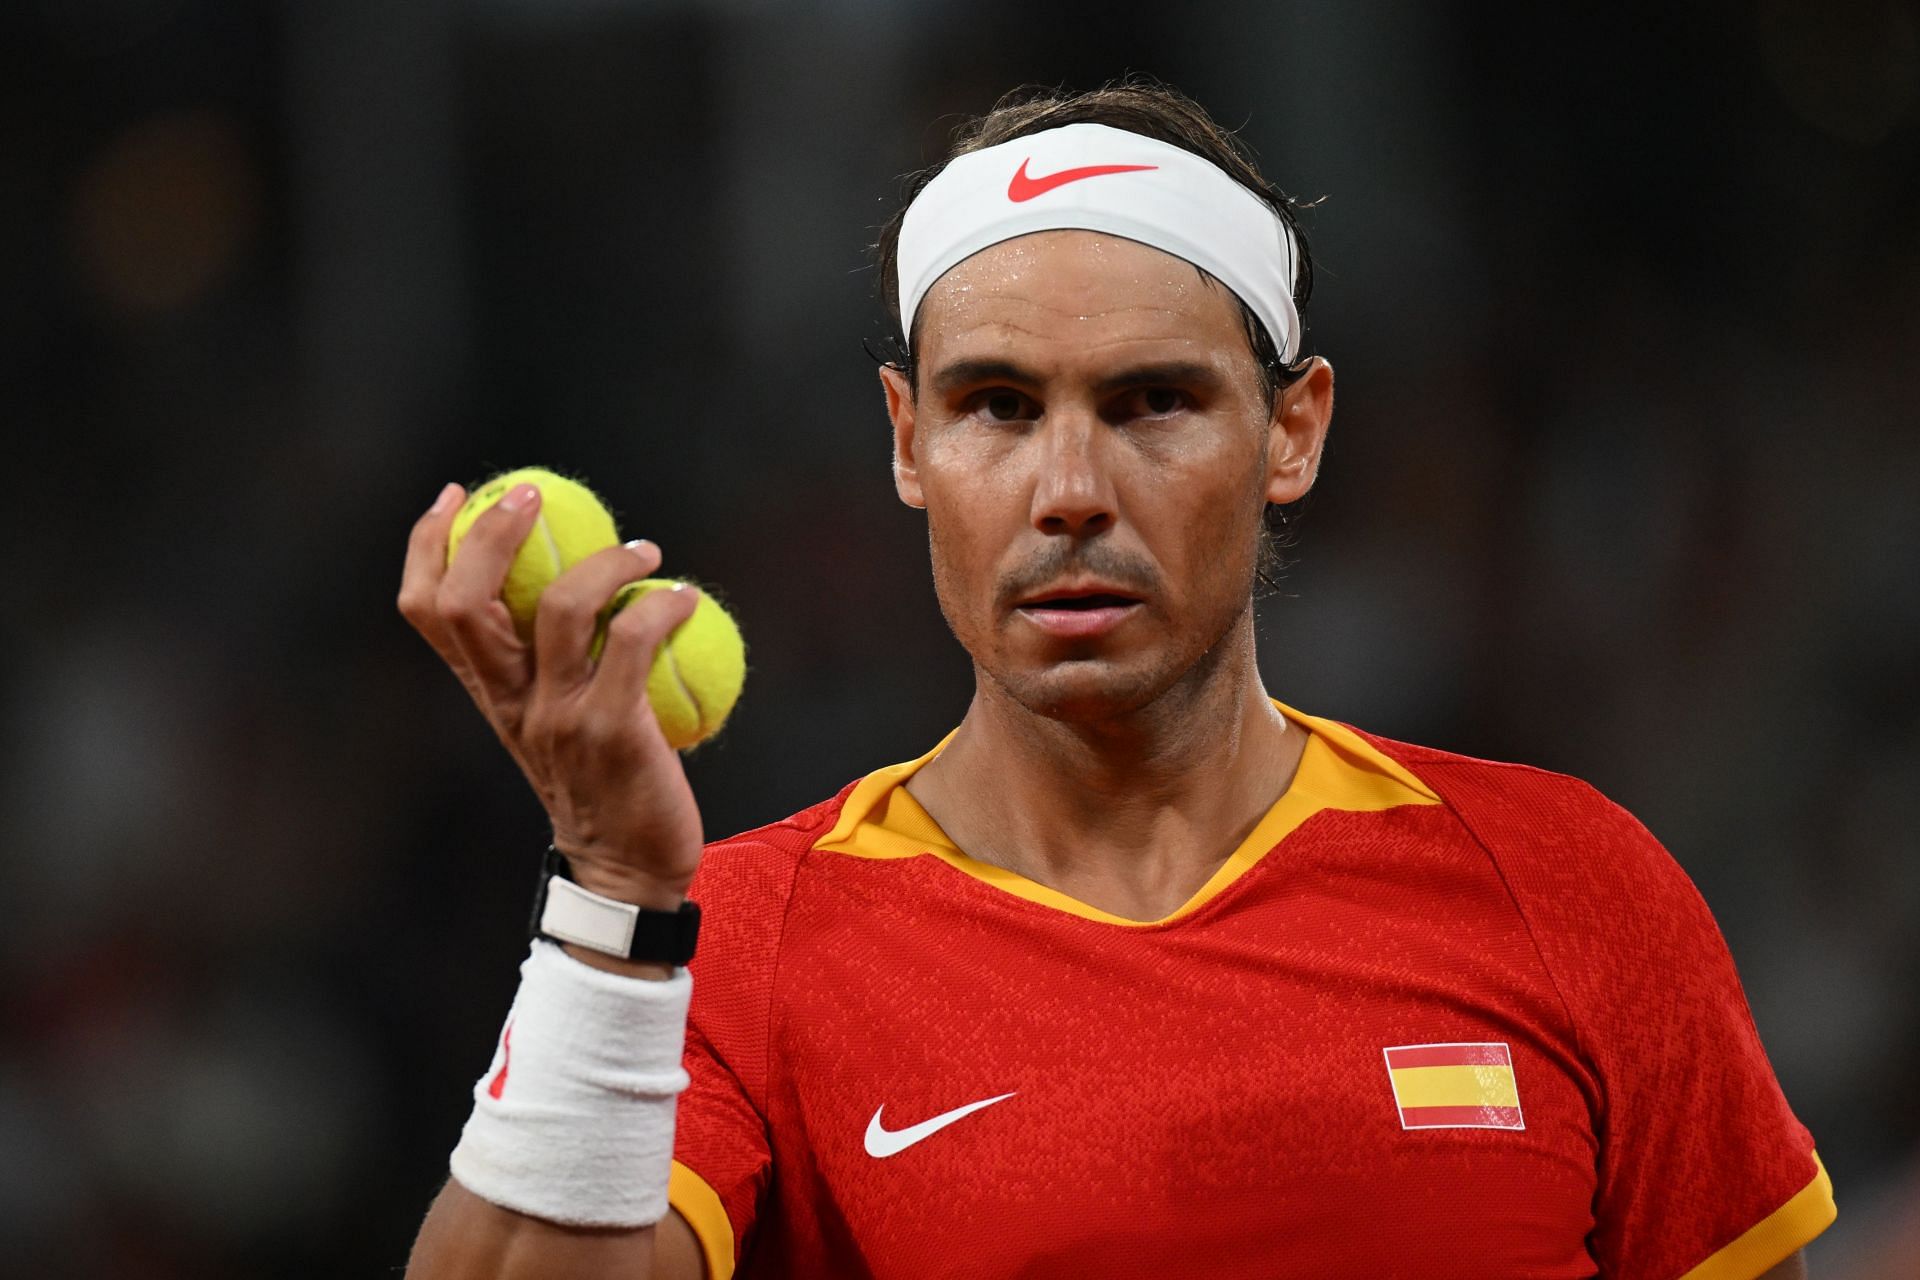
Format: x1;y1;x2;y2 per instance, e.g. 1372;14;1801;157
530;845;701;966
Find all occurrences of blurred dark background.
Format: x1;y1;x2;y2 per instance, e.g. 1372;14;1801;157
3;0;1916;1275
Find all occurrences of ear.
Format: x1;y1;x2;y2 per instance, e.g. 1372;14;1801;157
1264;357;1334;506
880;363;926;509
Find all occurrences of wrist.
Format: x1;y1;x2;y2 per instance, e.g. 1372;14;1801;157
450;940;691;1227
533;846;700;970
552;845;691;910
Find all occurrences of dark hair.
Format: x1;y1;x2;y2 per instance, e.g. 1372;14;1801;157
872;78;1316;403
871;78;1319;591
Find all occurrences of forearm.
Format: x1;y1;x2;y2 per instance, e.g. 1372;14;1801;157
409;940;693;1276
409;1177;659;1279
399;483;716;1278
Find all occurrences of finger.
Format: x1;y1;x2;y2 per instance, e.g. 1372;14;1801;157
438;481;543;691
534;539;662;692
592;581;703;717
397;482;467;657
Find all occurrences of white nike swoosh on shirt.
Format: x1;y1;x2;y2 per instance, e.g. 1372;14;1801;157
863;1092;1017;1158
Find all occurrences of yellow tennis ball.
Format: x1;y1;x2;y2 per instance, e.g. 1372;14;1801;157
446;467;620;640
593;580;746;750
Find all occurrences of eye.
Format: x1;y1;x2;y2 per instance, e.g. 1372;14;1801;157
976;390;1035;423
1118;387;1188;419
1142;387;1182;415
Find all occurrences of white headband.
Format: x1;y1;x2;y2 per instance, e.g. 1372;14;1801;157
896;122;1302;362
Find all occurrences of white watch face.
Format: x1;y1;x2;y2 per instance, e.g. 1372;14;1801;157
540;875;641;957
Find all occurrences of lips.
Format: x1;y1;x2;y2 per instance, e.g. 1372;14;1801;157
1013;584;1144;640
1013;579;1143;608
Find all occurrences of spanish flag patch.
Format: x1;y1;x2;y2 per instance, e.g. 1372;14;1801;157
1384;1042;1524;1130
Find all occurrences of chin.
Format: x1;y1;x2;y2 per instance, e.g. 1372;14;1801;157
987;655;1177;724
980;604;1251;724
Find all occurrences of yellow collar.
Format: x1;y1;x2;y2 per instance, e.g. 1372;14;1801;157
811;700;1437;927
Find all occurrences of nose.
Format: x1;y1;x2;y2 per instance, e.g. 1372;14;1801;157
1029;409;1118;538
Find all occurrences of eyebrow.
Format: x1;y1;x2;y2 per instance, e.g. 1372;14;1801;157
928;358;1035;399
1091;360;1224;396
928;357;1225;399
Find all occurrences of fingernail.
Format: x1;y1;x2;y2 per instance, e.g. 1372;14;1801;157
500;483;539;512
624;539;656;557
430;482;460;513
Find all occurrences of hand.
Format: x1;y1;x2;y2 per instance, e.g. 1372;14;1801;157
398;481;706;908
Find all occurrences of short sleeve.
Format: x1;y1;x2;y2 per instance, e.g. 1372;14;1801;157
1572;804;1833;1276
1429;761;1836;1279
669;1012;768;1280
665;830;811;1279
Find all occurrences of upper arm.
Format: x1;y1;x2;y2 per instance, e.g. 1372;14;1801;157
1425;763;1836;1277
1558;806;1834;1277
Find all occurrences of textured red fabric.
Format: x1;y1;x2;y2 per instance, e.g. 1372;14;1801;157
1363;732;1822;1279
671;728;1821;1278
672;790;841;1254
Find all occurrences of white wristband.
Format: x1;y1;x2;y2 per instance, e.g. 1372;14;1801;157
449;939;691;1227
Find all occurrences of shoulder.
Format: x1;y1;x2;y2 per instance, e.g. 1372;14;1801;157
684;781;855;981
1335;738;1833;1270
693;781;854;905
1351;728;1628;828
679;782;857;1089
1346;726;1743;1050
1343;726;1691;909
1336;724;1728;1013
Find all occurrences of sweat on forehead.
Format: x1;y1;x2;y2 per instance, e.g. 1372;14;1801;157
896;122;1301;363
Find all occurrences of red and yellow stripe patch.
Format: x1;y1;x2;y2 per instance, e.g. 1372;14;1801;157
1384;1042;1524;1130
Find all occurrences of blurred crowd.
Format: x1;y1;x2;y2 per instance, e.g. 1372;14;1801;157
3;1;1915;1275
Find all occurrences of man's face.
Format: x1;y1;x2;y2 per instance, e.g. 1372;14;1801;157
881;230;1329;722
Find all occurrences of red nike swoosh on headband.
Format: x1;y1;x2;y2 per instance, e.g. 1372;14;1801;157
1006;158;1159;202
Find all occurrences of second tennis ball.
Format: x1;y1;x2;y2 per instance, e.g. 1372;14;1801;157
593;579;747;750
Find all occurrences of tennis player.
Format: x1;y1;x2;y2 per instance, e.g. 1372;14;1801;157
400;82;1834;1279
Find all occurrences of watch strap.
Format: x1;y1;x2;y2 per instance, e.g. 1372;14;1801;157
532;846;700;966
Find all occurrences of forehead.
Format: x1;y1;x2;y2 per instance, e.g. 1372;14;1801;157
914;230;1247;371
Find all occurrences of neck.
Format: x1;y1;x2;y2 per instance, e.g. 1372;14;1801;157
907;611;1302;920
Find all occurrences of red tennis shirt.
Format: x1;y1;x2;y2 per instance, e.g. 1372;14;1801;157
664;703;1834;1278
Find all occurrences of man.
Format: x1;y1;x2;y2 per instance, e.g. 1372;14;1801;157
400;83;1833;1278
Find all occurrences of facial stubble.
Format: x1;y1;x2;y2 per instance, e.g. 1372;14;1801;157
924;456;1269;725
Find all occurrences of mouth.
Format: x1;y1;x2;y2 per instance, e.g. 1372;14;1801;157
1012;587;1144;639
1017;591;1140;611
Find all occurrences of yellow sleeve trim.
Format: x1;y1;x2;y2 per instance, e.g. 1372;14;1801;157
1676;1151;1836;1280
667;1159;736;1280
